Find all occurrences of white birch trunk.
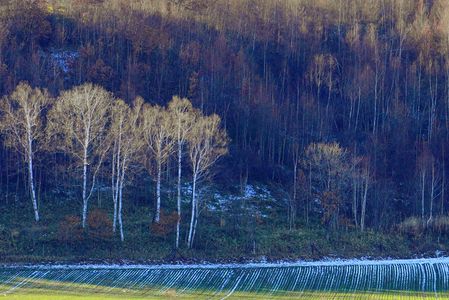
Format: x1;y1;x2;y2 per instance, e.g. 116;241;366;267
155;155;162;223
82;146;88;228
192;198;199;247
442;158;445;215
119;187;124;241
118;158;125;242
112;145;118;232
113;130;122;233
421;170;426;226
176;141;182;248
290;160;297;230
27;130;39;222
112;148;116;231
355;86;361;131
353;176;358;228
428;164;435;226
373;61;378;134
360;176;368;232
187;171;197;248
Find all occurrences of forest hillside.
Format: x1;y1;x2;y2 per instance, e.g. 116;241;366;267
0;0;449;261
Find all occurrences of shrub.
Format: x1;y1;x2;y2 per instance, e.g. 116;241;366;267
429;216;449;236
398;216;449;238
87;209;113;240
150;211;178;237
397;217;424;238
57;215;84;243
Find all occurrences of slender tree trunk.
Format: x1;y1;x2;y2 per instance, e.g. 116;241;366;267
306;163;311;225
326;73;332;123
355;86;361;131
442;152;445;216
360;176;368;232
113;180;118;232
348;96;354;130
290;159;297;230
113;132;122;232
421;170;426;226
353;176;358;228
446;69;449;135
155;154;162;223
118;181;124;241
82;146;88;228
112;144;121;233
118;158;125;242
176;141;182;248
428;164;435;226
373;61;378;134
192;198;199;247
27;131;39;222
187;171;197;248
112;145;117;232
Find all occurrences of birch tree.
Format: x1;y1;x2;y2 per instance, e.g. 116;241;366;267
47;83;111;228
167;96;197;248
0;82;50;222
187;114;228;248
142;104;175;223
109;97;144;241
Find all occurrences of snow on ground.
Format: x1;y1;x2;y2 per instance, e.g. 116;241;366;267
206;184;278;217
3;256;449;270
45;48;79;74
212;184;273;208
171;182;282;218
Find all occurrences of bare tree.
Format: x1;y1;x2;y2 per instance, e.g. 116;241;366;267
167;96;197;248
47;83;111;228
303;142;350;230
109;97;144;241
187;114;228;248
417;144;433;226
0;82;50;222
359;157;371;232
142;104;175;223
289;141;300;230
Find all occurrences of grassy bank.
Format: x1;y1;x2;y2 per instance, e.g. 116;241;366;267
0;190;448;264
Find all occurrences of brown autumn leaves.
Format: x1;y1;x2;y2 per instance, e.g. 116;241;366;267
0;82;228;247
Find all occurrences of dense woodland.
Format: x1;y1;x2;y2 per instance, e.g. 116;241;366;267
1;0;449;260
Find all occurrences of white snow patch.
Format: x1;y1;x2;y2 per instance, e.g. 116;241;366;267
49;49;78;73
207;184;275;214
173;182;276;215
3;257;449;270
244;185;257;198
